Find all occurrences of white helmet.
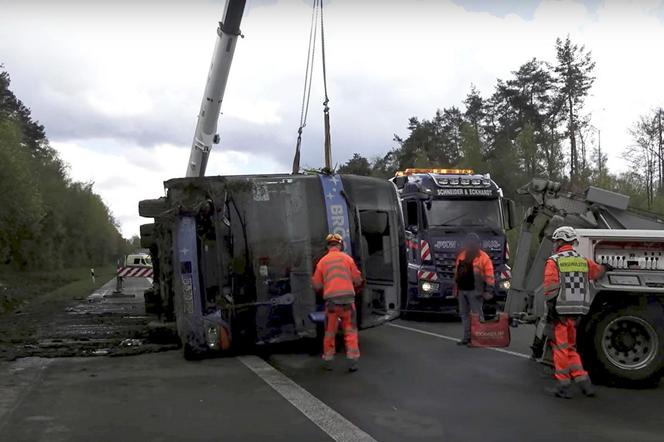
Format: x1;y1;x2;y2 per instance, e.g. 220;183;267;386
552;226;578;243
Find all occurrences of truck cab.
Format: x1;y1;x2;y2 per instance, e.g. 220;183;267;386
391;168;515;315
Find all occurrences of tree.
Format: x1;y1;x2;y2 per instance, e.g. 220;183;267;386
464;85;484;133
370;150;400;179
657;108;663;194
626;111;663;208
0;119;44;265
515;123;541;178
338;153;372;176
554;36;596;183
391;109;464;170
589;127;609;187
0;66;126;270
458;123;484;170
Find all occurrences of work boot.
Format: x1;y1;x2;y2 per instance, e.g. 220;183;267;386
552;383;573;399
576;379;596;397
457;339;470;346
322;359;333;371
530;337;545;360
348;359;359;373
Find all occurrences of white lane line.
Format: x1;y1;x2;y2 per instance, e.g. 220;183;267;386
238;355;377;442
387;322;531;360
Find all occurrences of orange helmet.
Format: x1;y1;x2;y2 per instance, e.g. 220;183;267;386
325;233;343;245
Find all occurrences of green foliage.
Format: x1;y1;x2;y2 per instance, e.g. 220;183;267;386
554;36;596;183
0;66;130;270
338;38;663;216
338;153;372;176
0;119;44;265
458;123;483;170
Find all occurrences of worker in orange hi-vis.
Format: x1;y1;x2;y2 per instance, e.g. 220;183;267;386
453;232;495;346
543;226;609;399
312;233;364;372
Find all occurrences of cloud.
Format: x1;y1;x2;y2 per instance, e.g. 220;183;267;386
2;0;664;235
52;140;283;237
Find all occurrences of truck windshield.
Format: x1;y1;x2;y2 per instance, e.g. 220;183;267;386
425;199;502;229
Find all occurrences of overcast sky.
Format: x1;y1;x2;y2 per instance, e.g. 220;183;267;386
1;0;663;237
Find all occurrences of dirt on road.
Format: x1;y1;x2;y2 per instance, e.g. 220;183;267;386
0;275;178;361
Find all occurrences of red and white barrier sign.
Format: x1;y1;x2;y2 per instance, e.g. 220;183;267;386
117;266;154;278
420;240;432;262
418;269;438;281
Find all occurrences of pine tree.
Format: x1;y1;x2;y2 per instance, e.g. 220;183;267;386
554;36;596;183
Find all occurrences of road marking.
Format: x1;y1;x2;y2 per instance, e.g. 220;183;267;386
387;322;531;359
239;355;377;442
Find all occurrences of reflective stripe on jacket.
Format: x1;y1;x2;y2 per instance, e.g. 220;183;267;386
312;250;363;302
454;249;495;292
543;245;603;316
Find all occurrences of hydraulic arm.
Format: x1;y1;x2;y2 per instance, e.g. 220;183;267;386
506;178;664;317
186;0;246;177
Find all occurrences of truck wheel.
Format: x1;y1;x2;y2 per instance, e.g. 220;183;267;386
584;304;664;387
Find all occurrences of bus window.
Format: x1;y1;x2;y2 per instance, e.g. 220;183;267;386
359;210;393;283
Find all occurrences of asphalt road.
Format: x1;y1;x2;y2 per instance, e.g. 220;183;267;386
1;318;663;442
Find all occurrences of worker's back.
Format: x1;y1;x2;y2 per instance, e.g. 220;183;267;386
313;249;362;304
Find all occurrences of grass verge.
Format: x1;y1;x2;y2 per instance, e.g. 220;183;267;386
0;266;116;314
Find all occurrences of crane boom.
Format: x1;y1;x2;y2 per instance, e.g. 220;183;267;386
186;0;246;178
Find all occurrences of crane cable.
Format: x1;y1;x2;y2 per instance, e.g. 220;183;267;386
292;0;320;174
320;0;332;171
291;0;333;174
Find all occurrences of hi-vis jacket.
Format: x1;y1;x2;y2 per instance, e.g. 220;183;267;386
312;249;363;304
454;249;495;293
543;244;603;316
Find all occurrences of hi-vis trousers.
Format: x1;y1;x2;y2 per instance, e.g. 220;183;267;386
323;302;360;361
552;317;589;384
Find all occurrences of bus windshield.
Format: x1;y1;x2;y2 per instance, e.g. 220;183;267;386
425;199;502;229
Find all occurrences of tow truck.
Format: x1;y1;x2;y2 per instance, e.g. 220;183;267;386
138;0;404;358
391;168;515;315
506;179;664;386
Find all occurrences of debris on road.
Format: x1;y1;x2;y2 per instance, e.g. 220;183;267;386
0;277;178;360
120;338;142;347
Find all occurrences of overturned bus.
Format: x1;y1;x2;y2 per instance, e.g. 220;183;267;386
139;173;404;358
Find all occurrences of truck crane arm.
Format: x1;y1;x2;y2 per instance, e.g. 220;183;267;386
505;179;664;386
506;178;664;319
186;0;246;178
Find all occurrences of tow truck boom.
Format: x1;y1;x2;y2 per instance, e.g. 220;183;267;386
186;0;246;178
507;178;664;316
506;178;664;386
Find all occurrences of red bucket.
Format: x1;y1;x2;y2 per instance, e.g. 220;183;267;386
469;312;511;348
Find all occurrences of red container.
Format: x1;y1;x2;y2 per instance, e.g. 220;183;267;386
469;312;511;348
